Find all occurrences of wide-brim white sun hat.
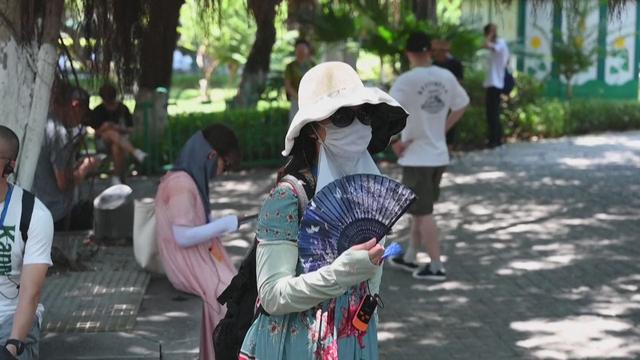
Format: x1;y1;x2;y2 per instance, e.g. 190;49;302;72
282;61;408;156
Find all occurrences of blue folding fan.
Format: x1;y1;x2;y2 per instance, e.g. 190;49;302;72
298;174;416;273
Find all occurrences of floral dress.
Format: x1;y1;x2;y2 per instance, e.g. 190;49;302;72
239;185;380;360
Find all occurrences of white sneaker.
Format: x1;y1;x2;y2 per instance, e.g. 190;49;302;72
133;149;148;163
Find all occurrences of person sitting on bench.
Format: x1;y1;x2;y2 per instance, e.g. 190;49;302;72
88;83;147;185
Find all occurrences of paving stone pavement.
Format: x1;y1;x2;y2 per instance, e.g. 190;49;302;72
220;131;640;360
42;131;640;359
375;132;640;360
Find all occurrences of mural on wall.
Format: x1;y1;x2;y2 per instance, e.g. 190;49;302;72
605;1;637;86
460;1;518;41
524;0;553;80
561;0;600;86
465;0;638;98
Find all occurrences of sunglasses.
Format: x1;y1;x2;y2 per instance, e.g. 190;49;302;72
329;106;373;128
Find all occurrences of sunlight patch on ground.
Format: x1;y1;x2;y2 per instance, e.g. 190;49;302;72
511;316;640;359
557;150;640;169
538;177;581;186
466;204;493;216
572;134;640;150
531;243;575;252
377;331;399;341
451;171;508;185
504;253;578;272
497;244;581;274
464;204;563;235
410;281;476;293
126;345;155;355
593;212;640;221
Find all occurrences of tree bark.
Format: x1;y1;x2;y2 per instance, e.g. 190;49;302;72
233;0;282;108
413;0;437;24
134;0;184;172
138;0;184;90
0;0;64;190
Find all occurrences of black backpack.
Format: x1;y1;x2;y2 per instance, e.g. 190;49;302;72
20;189;35;243
212;173;313;360
502;68;516;95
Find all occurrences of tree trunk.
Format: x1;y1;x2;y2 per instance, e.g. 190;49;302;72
566;77;574;99
138;0;184;90
134;0;183;172
233;0;282;108
413;0;437;24
0;0;64;190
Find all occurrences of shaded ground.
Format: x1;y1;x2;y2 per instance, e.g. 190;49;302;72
42;131;640;359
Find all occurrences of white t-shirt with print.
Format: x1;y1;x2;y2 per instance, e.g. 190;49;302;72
483;38;510;89
0;185;54;324
390;66;470;167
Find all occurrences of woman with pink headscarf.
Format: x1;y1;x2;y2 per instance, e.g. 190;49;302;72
155;124;241;359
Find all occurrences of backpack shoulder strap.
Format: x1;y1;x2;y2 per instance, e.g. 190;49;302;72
20;189;35;243
280;175;309;215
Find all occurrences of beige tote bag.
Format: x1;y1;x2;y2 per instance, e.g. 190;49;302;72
133;198;164;273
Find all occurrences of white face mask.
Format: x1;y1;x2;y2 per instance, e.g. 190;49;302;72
315;118;380;193
321;118;372;167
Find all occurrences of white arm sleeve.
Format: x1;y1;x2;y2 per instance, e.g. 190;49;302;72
172;215;238;248
256;240;380;316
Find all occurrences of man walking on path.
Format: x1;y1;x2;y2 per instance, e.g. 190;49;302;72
0;126;54;359
389;32;469;281
483;23;510;148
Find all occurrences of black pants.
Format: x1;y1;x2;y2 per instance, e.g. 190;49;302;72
485;87;503;147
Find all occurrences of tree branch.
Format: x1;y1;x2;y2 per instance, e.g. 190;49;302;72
0;9;19;40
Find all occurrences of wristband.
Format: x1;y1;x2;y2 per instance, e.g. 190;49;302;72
5;339;24;355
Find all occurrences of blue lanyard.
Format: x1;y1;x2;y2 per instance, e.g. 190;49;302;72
0;184;13;228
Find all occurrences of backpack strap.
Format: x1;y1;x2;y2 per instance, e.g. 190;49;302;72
20;190;35;244
280;175;309;214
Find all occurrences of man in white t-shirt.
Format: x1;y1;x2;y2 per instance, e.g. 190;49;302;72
389;32;469;281
483;23;510;148
0;126;54;359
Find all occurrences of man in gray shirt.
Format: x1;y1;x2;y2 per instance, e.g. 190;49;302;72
33;83;101;230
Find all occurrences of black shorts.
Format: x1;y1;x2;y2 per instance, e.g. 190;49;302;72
402;166;446;215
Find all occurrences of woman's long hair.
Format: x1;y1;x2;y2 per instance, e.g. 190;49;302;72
277;123;318;182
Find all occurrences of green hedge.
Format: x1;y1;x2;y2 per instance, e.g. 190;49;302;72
565;100;640;134
158;83;640;169
452;70;640;148
166;107;290;167
456;99;640;148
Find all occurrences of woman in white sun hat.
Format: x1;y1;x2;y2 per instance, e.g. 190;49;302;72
239;62;407;360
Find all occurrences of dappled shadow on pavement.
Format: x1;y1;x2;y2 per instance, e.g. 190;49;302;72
377;132;640;359
55;132;637;359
